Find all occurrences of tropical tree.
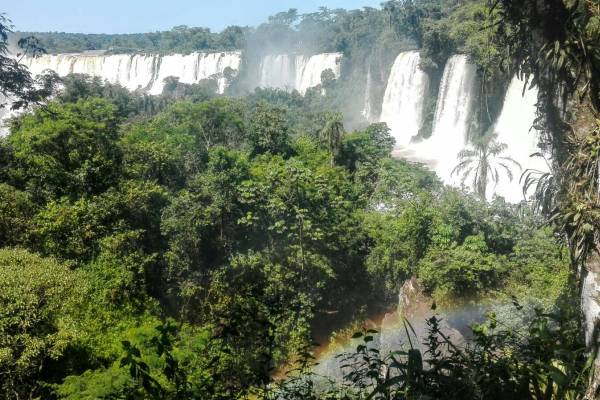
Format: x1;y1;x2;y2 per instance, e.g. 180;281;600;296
319;111;345;166
452;132;521;200
8;98;122;200
0;14;55;112
248;102;291;156
0;248;87;399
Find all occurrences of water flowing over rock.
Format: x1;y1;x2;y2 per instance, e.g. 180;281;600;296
258;53;342;94
379;51;429;147
24;52;242;95
379;54;549;203
258;54;296;91
361;66;375;122
493;76;548;202
411;55;478;185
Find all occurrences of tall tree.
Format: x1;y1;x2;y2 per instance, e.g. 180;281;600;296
319;112;345;166
8;98;122;199
452;132;521;200
0;14;54;111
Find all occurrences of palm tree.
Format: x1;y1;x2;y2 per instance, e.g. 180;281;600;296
452;132;521;200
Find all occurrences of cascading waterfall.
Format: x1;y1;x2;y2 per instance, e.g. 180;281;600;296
14;51;547;205
409;55;478;185
24;51;242;95
149;52;241;94
379;51;429;147
258;54;296;91
24;51;341;98
492;76;548;202
295;53;342;94
258;53;342;94
379;54;547;203
361;66;375;122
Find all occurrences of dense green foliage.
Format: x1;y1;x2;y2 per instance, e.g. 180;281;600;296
1;14;55;111
0;70;574;398
271;299;587;400
1;0;595;398
13;25;247;54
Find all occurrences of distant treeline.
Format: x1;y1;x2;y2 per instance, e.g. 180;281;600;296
13;4;404;56
13;25;248;54
15;1;513;138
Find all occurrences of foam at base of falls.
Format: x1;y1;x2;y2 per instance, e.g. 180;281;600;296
379;51;429;146
258;53;342;94
24;51;242;95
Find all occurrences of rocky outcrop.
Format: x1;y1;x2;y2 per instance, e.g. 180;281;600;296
397;277;434;319
583;255;600;399
379;278;466;356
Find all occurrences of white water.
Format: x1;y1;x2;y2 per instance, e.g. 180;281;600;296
406;55;478;185
385;57;545;202
258;54;296;91
24;52;242;95
150;52;241;94
379;51;429;147
258;53;342;94
493;76;548;202
361;66;375;122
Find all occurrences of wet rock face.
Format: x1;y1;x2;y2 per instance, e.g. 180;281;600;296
582;255;600;348
397;277;433;319
582;255;600;399
380;278;466;356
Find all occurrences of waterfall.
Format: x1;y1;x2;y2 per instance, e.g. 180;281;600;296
24;51;242;95
258;53;342;94
409;55;478;185
379;51;429;147
380;56;546;203
258;54;296;91
295;53;342;94
492;76;548;202
361;66;375;122
149;52;241;94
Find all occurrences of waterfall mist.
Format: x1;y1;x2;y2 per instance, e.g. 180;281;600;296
257;53;342;94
